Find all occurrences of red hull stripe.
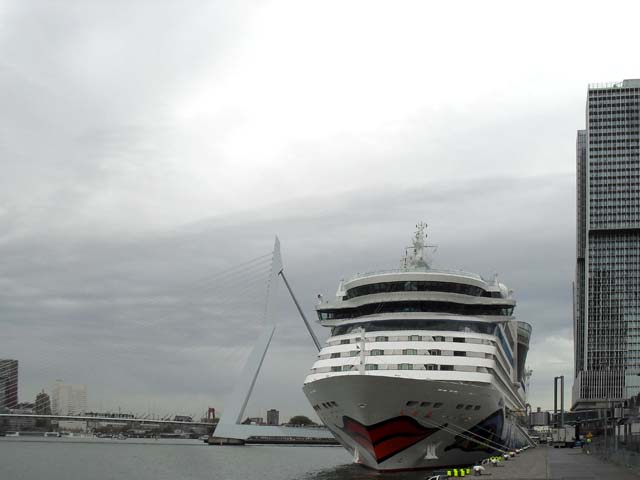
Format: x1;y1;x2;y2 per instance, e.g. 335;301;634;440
341;416;440;464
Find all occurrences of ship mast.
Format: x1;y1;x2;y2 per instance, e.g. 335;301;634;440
401;222;434;270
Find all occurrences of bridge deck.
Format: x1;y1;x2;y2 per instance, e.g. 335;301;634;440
0;414;214;427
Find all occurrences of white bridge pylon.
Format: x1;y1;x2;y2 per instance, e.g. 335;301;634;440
211;237;332;443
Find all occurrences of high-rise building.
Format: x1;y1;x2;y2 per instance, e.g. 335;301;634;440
0;359;18;410
266;408;279;426
574;79;640;409
50;380;87;416
35;390;52;415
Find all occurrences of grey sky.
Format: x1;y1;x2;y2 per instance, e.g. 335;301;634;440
1;0;640;420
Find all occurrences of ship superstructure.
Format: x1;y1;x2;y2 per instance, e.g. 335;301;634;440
303;224;533;470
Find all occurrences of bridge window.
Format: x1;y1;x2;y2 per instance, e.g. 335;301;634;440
321;302;514;321
370;349;384;356
331;320;498;337
365;364;378;370
398;363;413;370
375;336;388;342
454;351;466;357
420;401;432;407
340;339;350;345
409;335;421;341
331;353;340;358
331;367;341;372
343;281;488;299
429;349;441;356
433;402;443;408
425;364;438;371
406;401;418;407
403;349;418;355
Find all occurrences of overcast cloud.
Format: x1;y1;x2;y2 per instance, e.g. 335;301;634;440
1;0;640;421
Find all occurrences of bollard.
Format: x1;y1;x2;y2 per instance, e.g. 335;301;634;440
473;465;485;476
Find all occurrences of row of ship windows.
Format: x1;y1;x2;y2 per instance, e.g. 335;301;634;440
405;400;482;411
330;320;501;337
321;349;491;359
329;335;494;346
312;399;482;411
312;401;339;411
318;301;515;320
312;364;492;373
342;281;502;300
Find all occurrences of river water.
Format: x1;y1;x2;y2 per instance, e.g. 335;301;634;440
0;437;431;480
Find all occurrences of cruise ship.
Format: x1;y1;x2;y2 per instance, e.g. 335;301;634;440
303;224;533;471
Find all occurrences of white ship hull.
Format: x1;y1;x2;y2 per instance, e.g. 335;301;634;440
303;374;530;471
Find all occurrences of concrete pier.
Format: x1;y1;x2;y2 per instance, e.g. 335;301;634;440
472;446;640;479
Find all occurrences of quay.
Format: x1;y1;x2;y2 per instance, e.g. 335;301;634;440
465;445;640;479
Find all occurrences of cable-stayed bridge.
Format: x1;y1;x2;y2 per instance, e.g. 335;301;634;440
1;238;333;443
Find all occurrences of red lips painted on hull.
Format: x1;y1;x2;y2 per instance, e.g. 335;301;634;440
341;415;441;464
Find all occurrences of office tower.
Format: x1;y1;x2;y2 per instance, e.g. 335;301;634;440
266;408;279;426
50;380;88;415
0;359;18;410
35;390;52;415
574;79;640;409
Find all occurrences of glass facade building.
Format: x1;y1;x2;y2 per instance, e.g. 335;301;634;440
574;79;640;409
0;359;18;410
